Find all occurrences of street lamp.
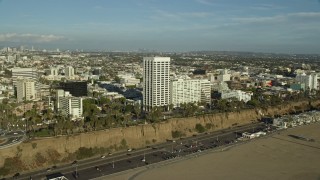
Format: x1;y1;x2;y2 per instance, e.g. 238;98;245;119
74;164;78;179
171;143;173;153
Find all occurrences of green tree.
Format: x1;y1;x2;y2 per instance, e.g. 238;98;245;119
146;107;162;123
114;76;121;83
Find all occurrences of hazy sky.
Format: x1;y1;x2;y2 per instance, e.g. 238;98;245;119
0;0;320;53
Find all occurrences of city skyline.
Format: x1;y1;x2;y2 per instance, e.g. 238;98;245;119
0;0;320;54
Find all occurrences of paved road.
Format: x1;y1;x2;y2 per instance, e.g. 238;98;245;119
14;123;270;180
0;130;26;149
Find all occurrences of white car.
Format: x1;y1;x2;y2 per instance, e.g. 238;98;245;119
101;155;105;159
127;149;132;152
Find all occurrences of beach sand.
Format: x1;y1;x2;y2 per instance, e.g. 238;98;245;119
108;123;320;180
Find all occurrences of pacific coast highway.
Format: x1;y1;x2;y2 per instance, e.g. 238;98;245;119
13;122;269;180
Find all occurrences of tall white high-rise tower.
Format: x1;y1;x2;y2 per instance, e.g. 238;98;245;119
65;66;74;77
143;57;170;111
16;79;35;102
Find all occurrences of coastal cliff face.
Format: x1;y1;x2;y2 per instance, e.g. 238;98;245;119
0;100;319;171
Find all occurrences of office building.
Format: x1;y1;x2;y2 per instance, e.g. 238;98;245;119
16;79;35;102
143;57;170;111
60;81;87;97
46;67;59;76
200;79;212;104
295;73;318;90
92;68;102;75
11;68;38;85
65;66;74;77
56;90;83;119
170;78;201;108
217;69;231;82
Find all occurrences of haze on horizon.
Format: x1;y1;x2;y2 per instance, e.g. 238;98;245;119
0;0;320;54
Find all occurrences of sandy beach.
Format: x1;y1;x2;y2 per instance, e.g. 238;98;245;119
108;123;320;180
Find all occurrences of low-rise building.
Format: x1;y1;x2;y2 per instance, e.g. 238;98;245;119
220;90;252;103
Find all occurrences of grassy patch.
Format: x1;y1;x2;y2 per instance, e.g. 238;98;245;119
0;157;25;176
32;129;52;137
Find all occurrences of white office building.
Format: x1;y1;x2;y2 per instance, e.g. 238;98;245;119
47;67;59;76
16;79;35;102
65;66;75;77
209;69;231;83
295;73;318;90
143;57;170;111
171;78;201;108
217;69;231;82
11;68;38;85
56;90;83;119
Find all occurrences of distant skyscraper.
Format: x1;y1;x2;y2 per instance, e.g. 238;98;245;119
16;79;35;102
65;66;74;77
143;57;170;111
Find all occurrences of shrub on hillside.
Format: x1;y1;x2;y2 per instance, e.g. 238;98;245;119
195;123;206;133
75;147;94;159
171;130;184;138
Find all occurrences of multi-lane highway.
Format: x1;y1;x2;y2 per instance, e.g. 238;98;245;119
14;122;271;180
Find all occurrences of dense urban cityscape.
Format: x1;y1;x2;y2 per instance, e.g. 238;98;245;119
1;0;320;179
0;46;319;179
